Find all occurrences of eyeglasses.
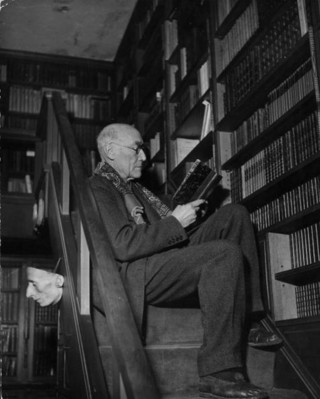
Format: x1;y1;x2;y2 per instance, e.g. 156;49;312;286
112;142;146;155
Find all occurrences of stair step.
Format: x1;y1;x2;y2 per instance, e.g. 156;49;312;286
246;346;276;389
268;388;309;398
161;387;308;399
146;343;200;394
145;306;202;345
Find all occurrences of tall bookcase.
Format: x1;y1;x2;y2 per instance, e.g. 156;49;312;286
115;0;216;195
115;0;167;192
2;257;58;385
1;50;115;387
114;0;320;390
0;49;115;187
163;0;215;192
211;0;320;385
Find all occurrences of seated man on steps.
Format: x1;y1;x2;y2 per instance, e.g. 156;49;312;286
90;123;281;399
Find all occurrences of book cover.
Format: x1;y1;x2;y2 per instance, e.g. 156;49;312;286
172;159;221;206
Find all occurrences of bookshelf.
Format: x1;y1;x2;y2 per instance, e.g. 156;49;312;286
0;49;115;181
114;0;167;191
164;0;215;187
114;0;217;195
212;0;320;386
115;0;320;377
2;257;58;385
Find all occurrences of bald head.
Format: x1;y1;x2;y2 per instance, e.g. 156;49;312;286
97;123;138;157
26;267;64;307
96;123;147;181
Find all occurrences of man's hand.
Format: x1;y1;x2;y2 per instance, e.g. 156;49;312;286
171;199;207;228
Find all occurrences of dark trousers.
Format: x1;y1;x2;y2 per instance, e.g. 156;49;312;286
144;204;264;376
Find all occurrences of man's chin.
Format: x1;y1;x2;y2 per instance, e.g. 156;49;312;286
38;299;56;307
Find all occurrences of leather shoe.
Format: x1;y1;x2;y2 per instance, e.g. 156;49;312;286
248;325;282;348
199;374;269;398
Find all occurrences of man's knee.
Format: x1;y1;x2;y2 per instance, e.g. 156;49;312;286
220;240;243;264
221;203;250;220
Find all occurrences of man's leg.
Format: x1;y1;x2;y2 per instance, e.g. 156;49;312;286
189;203;264;313
190;203;282;348
144;240;245;376
144;240;269;398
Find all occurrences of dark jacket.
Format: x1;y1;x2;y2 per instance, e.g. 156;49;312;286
90;174;188;329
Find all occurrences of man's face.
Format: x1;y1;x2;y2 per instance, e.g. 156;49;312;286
111;127;147;181
26;267;64;307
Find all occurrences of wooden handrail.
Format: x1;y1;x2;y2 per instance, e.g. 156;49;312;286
48;92;160;399
48;163;108;398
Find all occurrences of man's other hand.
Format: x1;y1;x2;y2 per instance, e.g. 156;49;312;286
171;199;207;228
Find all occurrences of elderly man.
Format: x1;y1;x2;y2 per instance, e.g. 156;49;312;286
90;123;277;399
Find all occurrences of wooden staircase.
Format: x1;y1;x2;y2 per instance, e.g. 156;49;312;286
93;304;309;399
34;91;318;399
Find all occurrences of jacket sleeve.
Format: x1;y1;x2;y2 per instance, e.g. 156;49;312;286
90;176;188;262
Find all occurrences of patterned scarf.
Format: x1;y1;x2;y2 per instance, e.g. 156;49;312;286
94;162;171;224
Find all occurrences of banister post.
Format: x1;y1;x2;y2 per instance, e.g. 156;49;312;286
61;149;70;215
78;219;90;315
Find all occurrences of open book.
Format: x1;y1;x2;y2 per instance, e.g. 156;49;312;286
172;159;222;206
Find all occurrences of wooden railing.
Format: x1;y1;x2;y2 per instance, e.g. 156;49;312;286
36;91;160;399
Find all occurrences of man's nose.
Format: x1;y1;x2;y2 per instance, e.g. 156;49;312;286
26;285;34;298
139;148;147;161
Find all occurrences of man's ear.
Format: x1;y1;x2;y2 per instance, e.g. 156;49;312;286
55;274;64;288
103;142;115;160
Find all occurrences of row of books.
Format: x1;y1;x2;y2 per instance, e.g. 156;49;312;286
169;52;210;99
33;353;56;377
34;326;57;352
174;85;199;126
267;60;313;125
290;222;320;269
144;92;163;134
198;59;211;97
8;86;112;121
216;0;239;27
226;56;313;134
73;122;101;149
4;149;35;174
65;93;112;120
2;356;17;377
9;86;42;114
2;292;20;322
171;60;211;127
296;282;320;318
136;0;161;43
172;138;200;167
6;60;112;91
0;63;7;82
234;115;320;198
7;175;33;194
231;105;317;157
222;2;303;113
163;19;178;60
215;0;259;75
5;114;38;132
2;326;18;353
249;175;320;231
121;79;133;102
149;132;161;160
2;268;20;290
258;2;304;77
35;303;58;323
